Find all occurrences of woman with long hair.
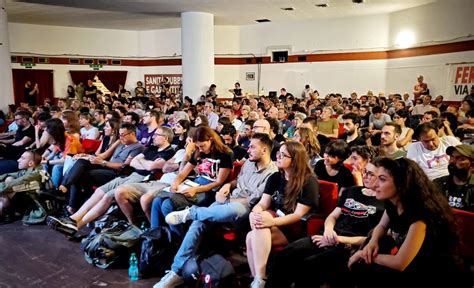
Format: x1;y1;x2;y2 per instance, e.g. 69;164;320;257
172;119;190;150
266;153;384;288
61;110;81;138
392;109;414;151
149;126;233;238
293;127;321;167
246;141;320;288
348;157;464;287
41;118;83;188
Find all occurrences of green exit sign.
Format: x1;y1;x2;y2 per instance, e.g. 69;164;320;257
21;63;36;68
90;64;103;70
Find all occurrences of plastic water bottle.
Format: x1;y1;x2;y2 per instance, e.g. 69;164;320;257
128;253;139;281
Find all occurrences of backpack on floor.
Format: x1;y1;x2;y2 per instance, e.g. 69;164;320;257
21;171;63;225
182;253;236;288
80;220;142;269
138;226;177;278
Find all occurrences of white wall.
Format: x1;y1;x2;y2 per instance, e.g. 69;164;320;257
239;60;388;98
9;23;140;57
388;0;474;48
239;14;390;55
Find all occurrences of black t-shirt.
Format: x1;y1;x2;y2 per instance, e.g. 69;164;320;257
24;87;37;106
360;114;370;128
340;134;366;148
189;149;233;181
84;85;97;100
263;172;319;215
232;145;248;161
135;145;175;176
271;140;281;161
314;160;355;190
172;135;186;150
15;125;35;147
334;186;384;237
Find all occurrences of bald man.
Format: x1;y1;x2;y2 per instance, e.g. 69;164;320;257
252;119;280;161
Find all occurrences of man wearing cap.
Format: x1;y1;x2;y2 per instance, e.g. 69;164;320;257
434;144;474;212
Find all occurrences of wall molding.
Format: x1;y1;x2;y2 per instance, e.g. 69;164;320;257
11;40;474;67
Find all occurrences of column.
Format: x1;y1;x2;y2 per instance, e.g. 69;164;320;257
0;0;14;111
181;12;214;103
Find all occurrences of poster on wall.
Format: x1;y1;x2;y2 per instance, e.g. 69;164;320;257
446;64;474;101
144;74;182;95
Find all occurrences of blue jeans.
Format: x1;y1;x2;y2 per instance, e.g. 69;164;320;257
171;201;249;273
150;176;214;236
51;165;63;188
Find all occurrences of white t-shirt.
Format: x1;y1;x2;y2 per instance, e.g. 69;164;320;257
80;126;100;140
406;136;461;180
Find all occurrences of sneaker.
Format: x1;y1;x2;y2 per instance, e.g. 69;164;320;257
165;207;192;225
153;270;184;288
46;216;78;236
250;277;266;288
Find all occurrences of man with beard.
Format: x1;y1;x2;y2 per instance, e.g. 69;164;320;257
380;122;406;159
434;144;473;212
220;125;247;161
154;133;278;288
340;113;366;148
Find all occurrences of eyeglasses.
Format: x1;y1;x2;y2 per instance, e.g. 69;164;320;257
276;151;292;159
119;132;132;138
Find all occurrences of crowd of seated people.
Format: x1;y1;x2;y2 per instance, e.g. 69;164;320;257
0;78;472;288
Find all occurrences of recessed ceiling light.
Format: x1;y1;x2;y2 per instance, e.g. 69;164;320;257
255;19;271;23
315;4;329;8
281;7;294;11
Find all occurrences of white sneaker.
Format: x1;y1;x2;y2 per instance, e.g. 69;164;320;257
153;270;184;288
165;207;192;225
250;277;266;288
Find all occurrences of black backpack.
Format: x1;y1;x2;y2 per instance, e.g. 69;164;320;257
80;220;142;269
182;254;235;288
138;226;177;278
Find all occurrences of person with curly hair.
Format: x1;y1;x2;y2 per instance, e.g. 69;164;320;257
348;157;466;287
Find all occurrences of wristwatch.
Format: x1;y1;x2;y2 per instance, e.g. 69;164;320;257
102;160;107;167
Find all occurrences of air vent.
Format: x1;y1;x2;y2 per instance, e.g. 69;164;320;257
11;56;18;63
69;58;80;64
315;4;329;7
37;57;48;64
255;19;271;23
22;57;34;63
281;7;294;11
272;51;288;63
111;59;122;65
298;55;307;62
84;59;94;65
98;59;108;65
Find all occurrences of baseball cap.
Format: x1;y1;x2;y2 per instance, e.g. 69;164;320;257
446;144;474;160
